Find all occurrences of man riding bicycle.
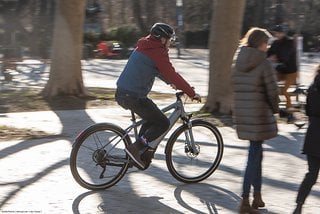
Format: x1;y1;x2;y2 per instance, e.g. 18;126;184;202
115;22;200;170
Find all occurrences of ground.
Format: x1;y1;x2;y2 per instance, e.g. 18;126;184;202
1;87;233;140
1;87;118;113
0;87;177;140
1;87;303;140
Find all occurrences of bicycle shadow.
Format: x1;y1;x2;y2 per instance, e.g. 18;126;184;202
71;181;278;214
173;183;240;213
174;183;282;214
72;189;184;214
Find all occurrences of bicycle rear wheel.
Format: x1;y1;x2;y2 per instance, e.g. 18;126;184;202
165;119;223;183
70;123;131;190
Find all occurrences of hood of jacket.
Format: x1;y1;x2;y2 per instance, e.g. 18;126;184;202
235;46;267;73
136;35;166;51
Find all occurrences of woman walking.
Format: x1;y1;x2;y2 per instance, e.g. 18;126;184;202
232;27;280;213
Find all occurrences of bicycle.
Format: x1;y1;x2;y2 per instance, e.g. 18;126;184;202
70;92;224;190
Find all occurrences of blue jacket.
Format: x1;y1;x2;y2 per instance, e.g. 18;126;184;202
117;35;195;98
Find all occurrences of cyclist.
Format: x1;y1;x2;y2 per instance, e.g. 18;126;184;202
115;22;201;169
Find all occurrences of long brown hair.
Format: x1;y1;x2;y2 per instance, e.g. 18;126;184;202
240;27;272;48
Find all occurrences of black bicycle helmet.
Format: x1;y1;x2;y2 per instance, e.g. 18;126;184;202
271;24;288;33
150;23;175;39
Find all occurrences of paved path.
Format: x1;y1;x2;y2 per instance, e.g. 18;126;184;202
0;49;319;213
1;107;319;213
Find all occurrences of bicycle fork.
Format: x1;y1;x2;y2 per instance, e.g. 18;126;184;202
184;120;200;156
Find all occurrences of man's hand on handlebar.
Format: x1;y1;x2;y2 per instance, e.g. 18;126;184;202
192;93;201;103
170;84;201;102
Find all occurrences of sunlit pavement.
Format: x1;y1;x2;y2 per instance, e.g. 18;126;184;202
0;49;319;213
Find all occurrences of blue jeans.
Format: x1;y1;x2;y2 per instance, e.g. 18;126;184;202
242;141;263;198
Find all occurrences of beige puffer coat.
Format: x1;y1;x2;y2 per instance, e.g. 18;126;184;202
232;46;279;141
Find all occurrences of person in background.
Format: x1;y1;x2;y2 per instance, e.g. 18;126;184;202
115;23;201;170
293;64;320;214
232;27;279;213
267;24;298;123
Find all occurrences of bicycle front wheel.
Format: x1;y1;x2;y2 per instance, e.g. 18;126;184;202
70;123;131;190
165;119;223;183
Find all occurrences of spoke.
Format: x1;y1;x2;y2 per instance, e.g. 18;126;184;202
93;132;104;149
79;144;95;151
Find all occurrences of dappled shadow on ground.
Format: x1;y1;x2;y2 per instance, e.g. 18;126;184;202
173;183;240;213
72;190;185;214
0;158;68;208
71;183;241;214
1;103;319;212
69;131;319;213
0;99;97;209
264;130;320;198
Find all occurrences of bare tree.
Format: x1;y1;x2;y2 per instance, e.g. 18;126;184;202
42;0;86;97
132;0;147;33
202;0;246;114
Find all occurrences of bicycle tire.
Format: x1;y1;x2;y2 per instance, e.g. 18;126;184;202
70;123;131;190
165;119;223;183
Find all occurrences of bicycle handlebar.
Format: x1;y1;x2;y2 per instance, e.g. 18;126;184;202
175;91;201;103
175;91;185;100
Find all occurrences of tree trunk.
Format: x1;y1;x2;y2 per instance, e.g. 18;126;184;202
203;0;246;114
132;0;147;33
42;0;86;97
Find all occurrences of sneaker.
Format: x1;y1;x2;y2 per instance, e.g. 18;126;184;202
141;148;156;169
125;140;147;169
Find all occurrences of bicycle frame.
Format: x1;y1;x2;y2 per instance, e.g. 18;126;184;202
70;91;223;189
122;92;195;149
